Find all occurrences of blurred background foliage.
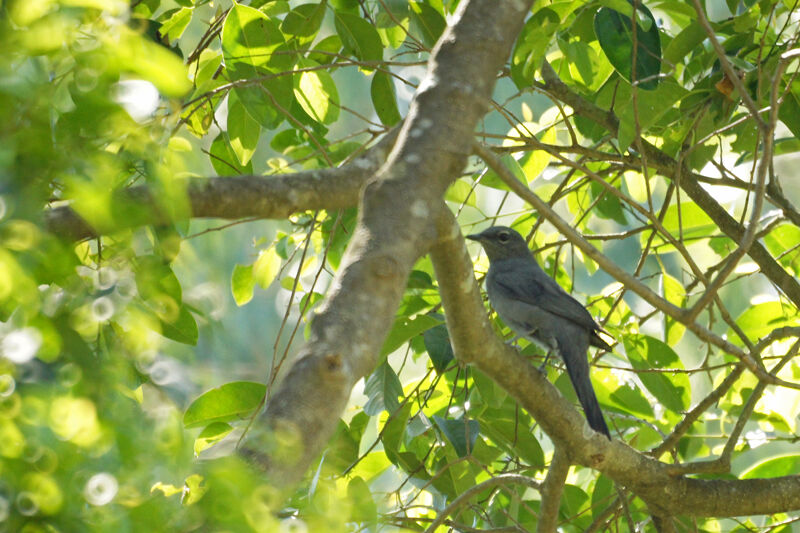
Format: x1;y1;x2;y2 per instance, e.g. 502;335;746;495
1;0;800;530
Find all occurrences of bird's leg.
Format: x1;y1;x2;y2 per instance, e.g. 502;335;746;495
539;350;552;371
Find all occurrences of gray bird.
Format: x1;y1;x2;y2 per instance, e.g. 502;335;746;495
467;226;612;438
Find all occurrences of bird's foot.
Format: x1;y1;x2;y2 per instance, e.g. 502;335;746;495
538;351;552;372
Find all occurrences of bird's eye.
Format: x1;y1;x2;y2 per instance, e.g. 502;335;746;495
498;232;510;243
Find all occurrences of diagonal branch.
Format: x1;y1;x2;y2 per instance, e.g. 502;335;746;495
537;447;570;533
429;207;800;517
237;0;536;490
537;61;800;309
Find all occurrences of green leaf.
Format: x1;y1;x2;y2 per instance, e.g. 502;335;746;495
281;2;327;38
334;11;383;62
308;34;343;64
423;323;454;373
222;4;292;78
136;255;182;302
160;304;199;345
364;361;403;415
480;154;526;190
183;381;266;428
559;39;614;92
605;376;654;418
233;78;293;130
381;402;412;453
520;127;556;183
194;422;234;455
158;7;193;42
590;180;627;225
113;28;192;97
434;416;479;457
661;272;686;345
347;476;378;525
778;89;800;139
182;474;207;506
511;8;562;88
764;224;800;275
624;334;689;413
293;58;340;124
651;202;716;250
408;1;446;48
381;314;442;356
741;453;800;479
231;264;255;306
478;414;543;466
663;20;706;67
370;71;402;126
594;0;662;90
731;301;800;344
227;91;261;165
617;79;687;150
591;475;615;521
253;247;282;288
209;132;253;175
444;179;476;207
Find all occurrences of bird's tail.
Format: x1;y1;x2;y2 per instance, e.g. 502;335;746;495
561;341;611;439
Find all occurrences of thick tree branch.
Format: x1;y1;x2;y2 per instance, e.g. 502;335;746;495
429;208;800;517
238;0;536;489
44;129;400;240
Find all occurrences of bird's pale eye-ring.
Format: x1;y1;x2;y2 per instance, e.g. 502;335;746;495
498;231;510;243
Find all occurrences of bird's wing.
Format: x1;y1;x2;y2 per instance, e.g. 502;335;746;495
491;261;600;333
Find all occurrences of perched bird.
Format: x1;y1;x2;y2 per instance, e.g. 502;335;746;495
467;226;612;439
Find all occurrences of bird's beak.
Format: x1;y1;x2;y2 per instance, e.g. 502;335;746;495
466;233;482;242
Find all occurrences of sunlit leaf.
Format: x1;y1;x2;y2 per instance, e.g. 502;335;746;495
520;127;556;183
293;58;340;124
511;8;562;88
231;264;255;306
227;91;261;165
731;301;800;344
661;271;686;345
194;422;234;455
347;476;378;525
184;381;266;428
209;133;254;175
222;4;292;77
253;247;282;288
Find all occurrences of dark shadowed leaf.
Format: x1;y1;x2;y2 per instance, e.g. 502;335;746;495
594;1;662;89
370;71;401;126
423;323;454;373
364;361;403;415
434;416;480;457
334;11;383;62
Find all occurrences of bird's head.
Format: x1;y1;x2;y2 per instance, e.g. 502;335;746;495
466;226;531;261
